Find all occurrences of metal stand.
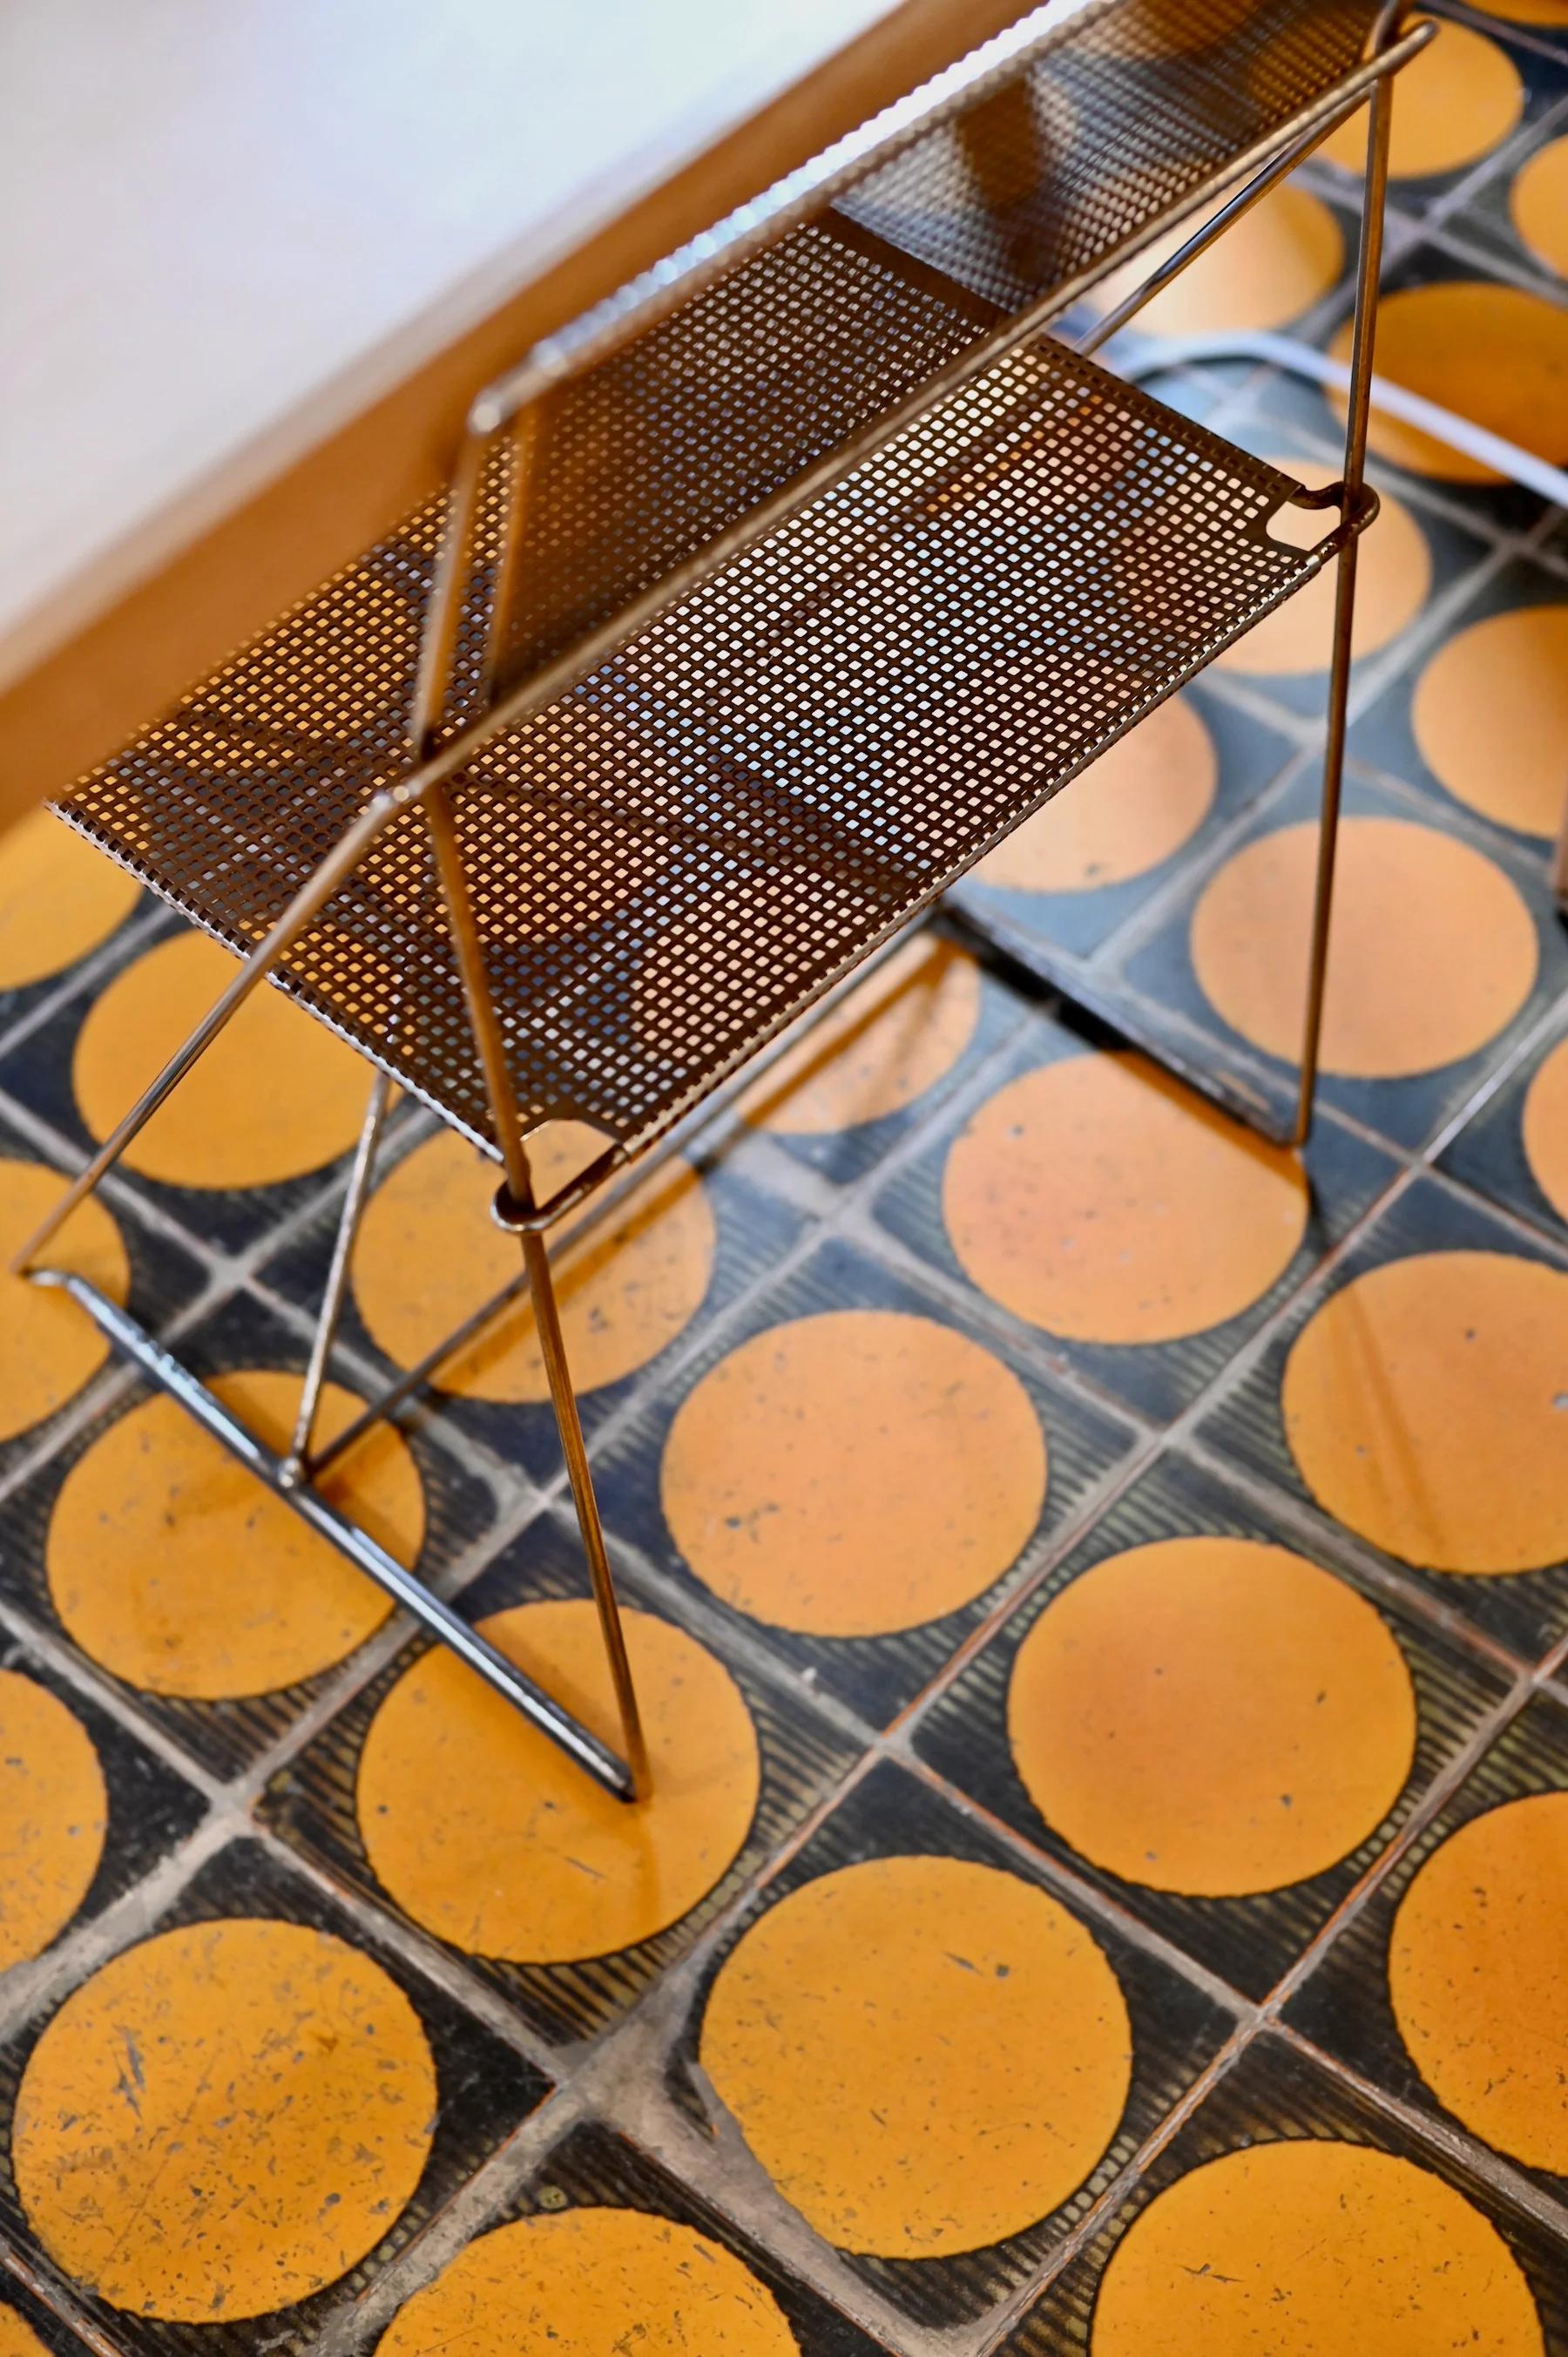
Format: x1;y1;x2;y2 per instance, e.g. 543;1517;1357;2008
10;446;651;1808
946;9;1405;1149
10;1;1429;1799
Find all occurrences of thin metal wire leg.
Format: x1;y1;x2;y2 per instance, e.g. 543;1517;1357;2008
8;788;406;1277
414;423;648;1797
286;1067;393;1477
1289;35;1397;1148
519;1225;652;1800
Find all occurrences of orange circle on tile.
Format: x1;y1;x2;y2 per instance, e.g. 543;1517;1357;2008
1192;816;1538;1078
0;812;141;992
354;1127;715;1403
1412;606;1568;840
943;1053;1308;1344
1513;137;1568;278
13;1918;436;2323
1216;459;1430;677
359;1600;759;1962
743;936;981;1133
0;2313;51;2357
1329;281;1568;482
377;2208;799;2357
1283;1250;1568;1575
74;931;373;1189
1094;184;1343;338
1010;1540;1416;1896
700;1855;1132;2259
0;1672;108;1969
1523;1034;1568;1226
661;1311;1046;1636
974;698;1217;893
1469;0;1568;23
1321;22;1524;179
0;1159;129;1444
47;1370;422;1696
1091;2140;1543;2355
1391;1792;1568;2174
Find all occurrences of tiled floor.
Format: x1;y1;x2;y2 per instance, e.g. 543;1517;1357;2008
1;9;1566;2350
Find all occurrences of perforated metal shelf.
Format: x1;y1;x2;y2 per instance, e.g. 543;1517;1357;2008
486;0;1394;688
62;333;1359;1171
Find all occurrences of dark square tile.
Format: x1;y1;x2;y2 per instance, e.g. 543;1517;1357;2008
1286;1689;1568;2213
591;1231;1141;1730
872;1012;1400;1424
0;935;416;1263
0;1107;206;1493
1195;1172;1568;1661
362;2118;896;2355
0;1840;549;2357
912;1450;1514;2001
948;687;1294;961
1119;762;1567;1152
1350;553;1568;857
0;819;159;1071
0;1288;499;1782
664;1760;1236;2334
1266;232;1568;537
260;1509;862;2049
1305;17;1567;227
0;1633;207;1991
1001;2030;1568;2352
1439;1000;1568;1243
1427;80;1568;292
722;937;1026;1191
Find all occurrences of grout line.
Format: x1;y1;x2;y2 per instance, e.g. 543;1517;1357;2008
1274;2020;1568;2239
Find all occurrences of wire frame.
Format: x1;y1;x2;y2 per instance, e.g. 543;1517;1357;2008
63;331;1335;1163
57;0;1389;1173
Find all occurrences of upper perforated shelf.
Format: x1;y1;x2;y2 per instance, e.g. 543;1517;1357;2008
486;0;1392;688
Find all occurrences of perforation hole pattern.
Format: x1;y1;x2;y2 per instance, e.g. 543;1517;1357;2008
59;0;1378;1166
62;326;1315;1162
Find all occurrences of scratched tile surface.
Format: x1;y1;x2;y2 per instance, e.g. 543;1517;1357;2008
0;16;1565;2347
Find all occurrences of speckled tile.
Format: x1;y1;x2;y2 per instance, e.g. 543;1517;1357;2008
1000;2029;1568;2353
911;1449;1515;2001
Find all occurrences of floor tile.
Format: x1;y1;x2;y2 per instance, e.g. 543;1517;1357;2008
1120;762;1567;1152
665;1759;1236;2334
260;1507;862;2049
591;1231;1140;1729
258;1112;806;1486
1196;1172;1568;1661
912;1449;1515;2001
0;1290;498;1783
1350;552;1568;855
368;2117;897;2356
1439;999;1568;1242
0;1840;549;2357
1286;1687;1568;2215
874;1011;1400;1422
0;1107;206;1492
1003;2029;1568;2353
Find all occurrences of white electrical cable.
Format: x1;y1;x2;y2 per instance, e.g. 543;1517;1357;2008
1130;328;1568;509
